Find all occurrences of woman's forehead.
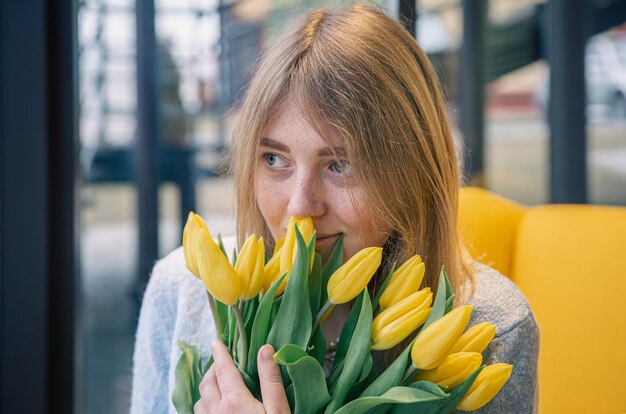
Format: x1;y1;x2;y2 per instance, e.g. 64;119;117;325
262;102;346;150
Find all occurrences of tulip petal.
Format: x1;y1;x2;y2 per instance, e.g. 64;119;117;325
371;289;433;350
416;352;483;388
263;246;283;293
196;228;240;305
450;322;496;354
457;363;513;411
235;235;265;300
327;247;382;304
379;256;425;309
280;217;314;276
411;305;473;370
183;212;209;277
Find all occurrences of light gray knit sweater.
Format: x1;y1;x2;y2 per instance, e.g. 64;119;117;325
130;244;539;414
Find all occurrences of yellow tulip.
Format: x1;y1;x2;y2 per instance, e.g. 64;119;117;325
416;352;483;388
263;245;283;294
327;247;383;304
273;237;285;255
196;228;241;305
411;305;473;370
182;212;209;278
450;322;496;354
371;289;432;350
457;363;513;411
379;255;425;310
234;235;265;300
280;217;314;276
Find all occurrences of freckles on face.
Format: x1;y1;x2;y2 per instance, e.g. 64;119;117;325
253;101;390;261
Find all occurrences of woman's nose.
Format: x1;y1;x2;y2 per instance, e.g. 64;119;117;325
286;174;325;219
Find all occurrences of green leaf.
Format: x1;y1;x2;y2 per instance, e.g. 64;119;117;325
435;366;484;413
307;230;317;263
422;267;449;331
371;262;397;311
308;324;327;367
333;384;447;414
389;381;450;414
246;273;287;378
243;296;259;339
217;233;228;258
274;344;331;414
444;266;454;313
240;366;261;400
202;355;214;374
324;291;373;414
215;299;229;343
267;227;313;352
285;383;295;411
445;295;455;314
320;234;343;306
227;305;236;353
308;253;323;318
231;247;238;267
329;293;363;383
444;267;453;300
359;341;413;398
345;353;377;402
172;341;204;414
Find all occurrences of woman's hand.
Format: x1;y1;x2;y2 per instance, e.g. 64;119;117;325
194;340;291;414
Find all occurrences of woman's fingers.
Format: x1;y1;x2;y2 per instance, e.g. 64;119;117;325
193;398;208;414
257;344;291;414
199;364;221;402
211;340;247;397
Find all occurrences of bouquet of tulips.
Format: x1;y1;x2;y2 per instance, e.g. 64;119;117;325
172;213;513;413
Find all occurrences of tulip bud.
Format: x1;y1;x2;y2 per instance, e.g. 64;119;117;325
416;352;483;388
280;217;314;276
327;246;382;304
182;212;209;278
196;228;241;305
411;305;473;370
450;322;496;354
234;235;265;300
457;363;513;411
379;255;425;310
371;289;432;350
263;246;283;294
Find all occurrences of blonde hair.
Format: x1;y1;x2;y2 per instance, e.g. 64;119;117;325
231;4;473;305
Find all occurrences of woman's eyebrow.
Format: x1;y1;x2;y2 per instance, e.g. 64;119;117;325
260;137;290;152
318;147;347;157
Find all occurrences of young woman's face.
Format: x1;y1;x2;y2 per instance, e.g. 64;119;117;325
254;100;391;262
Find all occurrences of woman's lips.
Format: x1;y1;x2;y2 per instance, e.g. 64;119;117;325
316;234;340;245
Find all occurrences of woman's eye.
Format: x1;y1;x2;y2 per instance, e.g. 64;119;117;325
264;153;287;168
330;160;352;176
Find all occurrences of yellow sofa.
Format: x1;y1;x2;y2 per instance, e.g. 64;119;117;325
458;187;626;414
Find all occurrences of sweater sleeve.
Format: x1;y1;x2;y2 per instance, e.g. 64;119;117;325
130;260;177;414
465;262;540;414
474;312;540;414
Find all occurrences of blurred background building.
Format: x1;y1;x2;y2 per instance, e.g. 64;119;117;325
1;0;625;413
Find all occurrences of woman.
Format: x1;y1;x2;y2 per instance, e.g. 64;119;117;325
131;4;538;413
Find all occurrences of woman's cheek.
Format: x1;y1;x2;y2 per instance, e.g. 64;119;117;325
255;175;284;237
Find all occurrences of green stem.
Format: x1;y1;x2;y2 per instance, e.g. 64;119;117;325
401;365;417;384
206;292;224;342
232;304;248;372
312;300;334;335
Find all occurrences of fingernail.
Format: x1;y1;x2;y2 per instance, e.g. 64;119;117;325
212;340;219;351
262;345;275;361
